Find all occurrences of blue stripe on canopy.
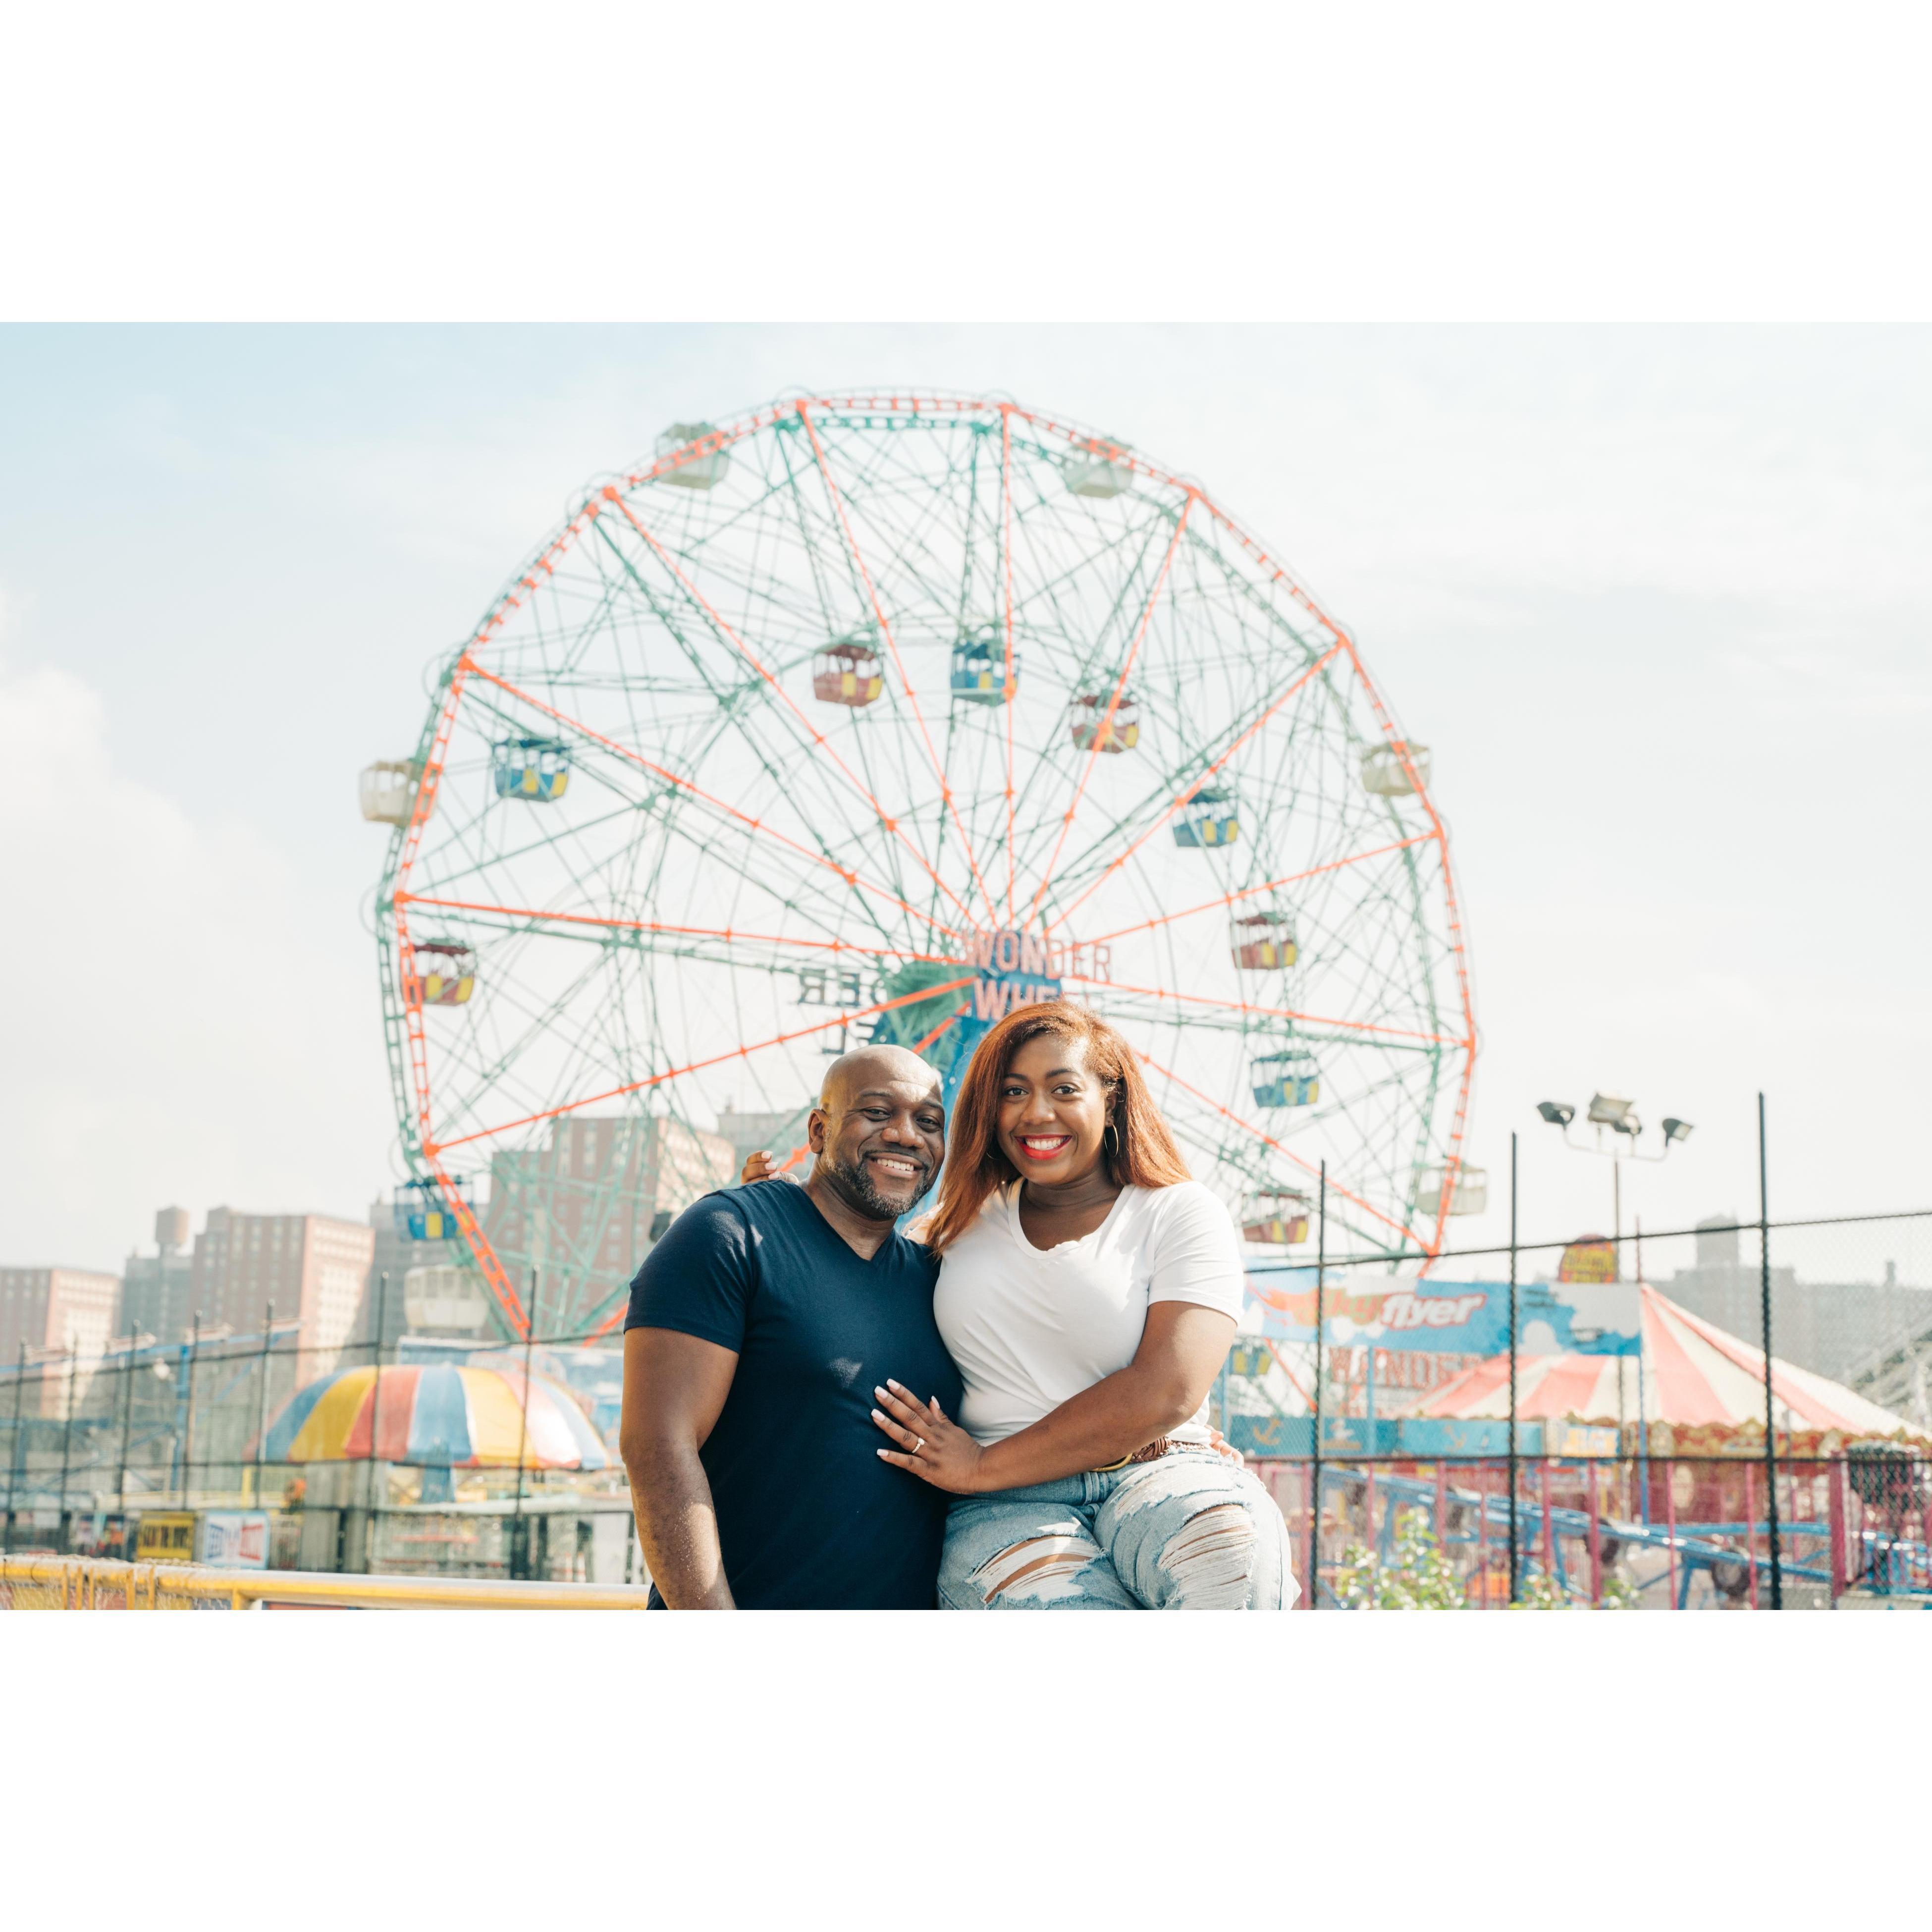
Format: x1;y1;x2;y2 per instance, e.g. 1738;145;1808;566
262;1371;335;1461
405;1363;473;1466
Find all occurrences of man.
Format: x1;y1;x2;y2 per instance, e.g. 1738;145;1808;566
620;1045;959;1608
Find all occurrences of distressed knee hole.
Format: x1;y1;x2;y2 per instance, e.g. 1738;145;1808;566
1157;1503;1259;1607
971;1533;1102;1605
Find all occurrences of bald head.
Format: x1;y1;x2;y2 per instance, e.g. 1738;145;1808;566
819;1044;941;1112
807;1045;946;1223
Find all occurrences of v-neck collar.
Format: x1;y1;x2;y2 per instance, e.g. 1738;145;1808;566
790;1179;902;1268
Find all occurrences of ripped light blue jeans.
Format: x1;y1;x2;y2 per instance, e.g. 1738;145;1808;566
938;1448;1298;1610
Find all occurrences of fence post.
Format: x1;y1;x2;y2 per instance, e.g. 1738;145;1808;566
1584;1452;1600;1607
1744;1460;1760;1610
253;1302;274;1510
1507;1131;1520;1602
365;1275;388;1575
1664;1457;1679;1608
1827;1459;1848;1603
1921;1465;1931;1593
1539;1456;1555;1589
56;1345;77;1555
1308;1161;1326;1610
180;1313;202;1511
115;1337;136;1533
1592;1460;1607;1600
511;1272;536;1581
1758;1094;1782;1609
1475;1465;1491;1606
4;1342;26;1555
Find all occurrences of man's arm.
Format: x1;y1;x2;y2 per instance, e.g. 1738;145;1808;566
620;1326;740;1609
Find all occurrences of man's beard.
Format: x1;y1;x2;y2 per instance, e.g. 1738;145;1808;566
819;1148;934;1222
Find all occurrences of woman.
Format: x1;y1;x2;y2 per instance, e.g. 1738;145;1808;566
747;1001;1294;1610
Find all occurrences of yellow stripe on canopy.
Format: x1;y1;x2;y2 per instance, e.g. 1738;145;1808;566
288;1367;377;1461
461;1366;541;1466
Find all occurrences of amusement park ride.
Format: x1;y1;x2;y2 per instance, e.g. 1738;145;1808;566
359;394;1480;1341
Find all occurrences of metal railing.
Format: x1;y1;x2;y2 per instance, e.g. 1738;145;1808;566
0;1553;651;1610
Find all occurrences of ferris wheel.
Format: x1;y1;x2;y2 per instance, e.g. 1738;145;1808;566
364;393;1477;1341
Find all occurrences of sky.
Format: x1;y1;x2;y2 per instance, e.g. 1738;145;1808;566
1;323;1927;1274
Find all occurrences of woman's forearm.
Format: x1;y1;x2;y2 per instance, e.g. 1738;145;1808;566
972;1363;1198;1492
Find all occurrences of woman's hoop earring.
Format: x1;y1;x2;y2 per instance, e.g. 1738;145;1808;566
1104;1119;1122;1166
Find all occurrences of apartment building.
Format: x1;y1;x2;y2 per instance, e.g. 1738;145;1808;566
0;1265;121;1416
187;1207;375;1368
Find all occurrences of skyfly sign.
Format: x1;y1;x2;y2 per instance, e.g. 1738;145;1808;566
1242;1272;1642;1356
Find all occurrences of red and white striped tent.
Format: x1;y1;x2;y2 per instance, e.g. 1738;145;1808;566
1412;1285;1926;1442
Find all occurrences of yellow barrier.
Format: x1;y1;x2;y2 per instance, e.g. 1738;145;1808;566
0;1554;651;1610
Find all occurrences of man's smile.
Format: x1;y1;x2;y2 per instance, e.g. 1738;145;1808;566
864;1151;926;1181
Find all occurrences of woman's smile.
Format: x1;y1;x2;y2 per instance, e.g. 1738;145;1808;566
1015;1133;1073;1162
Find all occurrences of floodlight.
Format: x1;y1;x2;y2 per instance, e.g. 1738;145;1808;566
1610;1111;1642;1138
1536;1101;1575;1127
1587;1093;1635;1130
1663;1117;1693;1145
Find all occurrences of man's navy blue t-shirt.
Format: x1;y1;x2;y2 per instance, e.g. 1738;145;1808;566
625;1180;962;1610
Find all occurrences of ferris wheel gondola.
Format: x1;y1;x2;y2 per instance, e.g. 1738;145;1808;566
1069;688;1139;754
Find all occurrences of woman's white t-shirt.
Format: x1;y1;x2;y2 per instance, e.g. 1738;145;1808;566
931;1180;1245;1447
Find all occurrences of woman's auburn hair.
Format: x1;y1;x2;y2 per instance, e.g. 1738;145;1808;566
922;1000;1190;1253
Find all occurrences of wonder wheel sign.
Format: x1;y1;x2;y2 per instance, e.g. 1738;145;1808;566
365;393;1477;1340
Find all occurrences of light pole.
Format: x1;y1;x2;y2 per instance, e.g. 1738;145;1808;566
1534;1094;1694;1278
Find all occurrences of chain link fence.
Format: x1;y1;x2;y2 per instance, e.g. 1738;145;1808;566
8;1190;1931;1610
1218;1199;1932;1608
0;1320;643;1590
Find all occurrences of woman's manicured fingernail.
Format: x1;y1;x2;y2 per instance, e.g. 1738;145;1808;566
887;1379;903;1392
871;1408;884;1421
876;1448;888;1458
874;1386;888;1399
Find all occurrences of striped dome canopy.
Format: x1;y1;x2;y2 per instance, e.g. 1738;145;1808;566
1414;1285;1925;1442
261;1363;608;1469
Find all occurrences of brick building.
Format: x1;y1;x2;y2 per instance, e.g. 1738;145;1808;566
0;1266;121;1416
482;1114;736;1333
186;1208;375;1369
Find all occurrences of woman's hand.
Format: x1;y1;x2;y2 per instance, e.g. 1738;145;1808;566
741;1149;805;1186
872;1380;985;1495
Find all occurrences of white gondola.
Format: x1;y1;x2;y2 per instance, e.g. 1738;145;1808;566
654;421;731;490
360;760;417;825
1414;1165;1487;1217
403;1263;492;1335
1062;434;1134;499
1360;740;1432;797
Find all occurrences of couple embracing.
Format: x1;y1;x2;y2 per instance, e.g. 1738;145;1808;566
620;1000;1297;1610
